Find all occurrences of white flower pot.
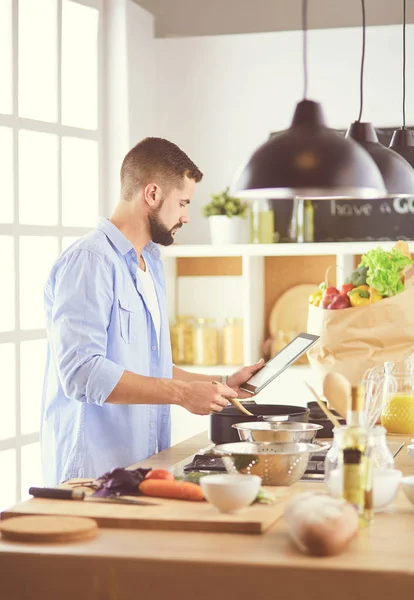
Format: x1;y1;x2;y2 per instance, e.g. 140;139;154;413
208;215;249;245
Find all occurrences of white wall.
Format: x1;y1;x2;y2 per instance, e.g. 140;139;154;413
104;0;130;211
104;0;156;213
126;1;156;146
148;24;414;244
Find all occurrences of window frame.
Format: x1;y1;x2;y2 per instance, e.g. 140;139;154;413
0;0;105;505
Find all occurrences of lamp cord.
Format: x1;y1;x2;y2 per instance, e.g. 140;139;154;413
302;0;308;99
357;0;366;122
402;0;406;128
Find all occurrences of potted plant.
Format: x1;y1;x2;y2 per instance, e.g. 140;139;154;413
203;187;249;245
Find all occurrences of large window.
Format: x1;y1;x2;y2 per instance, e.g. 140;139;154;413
0;0;103;509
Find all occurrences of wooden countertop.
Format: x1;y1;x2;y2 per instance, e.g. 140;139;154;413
1;432;414;600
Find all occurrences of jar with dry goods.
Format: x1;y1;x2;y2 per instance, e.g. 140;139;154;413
170;315;194;365
222;317;244;366
193;317;219;366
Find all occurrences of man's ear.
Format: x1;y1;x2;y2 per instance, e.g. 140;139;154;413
143;183;160;207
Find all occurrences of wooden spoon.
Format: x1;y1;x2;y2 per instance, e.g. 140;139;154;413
322;372;351;419
305;382;342;429
212;381;254;417
227;397;255;417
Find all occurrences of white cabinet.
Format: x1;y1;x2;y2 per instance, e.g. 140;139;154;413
163;241;413;444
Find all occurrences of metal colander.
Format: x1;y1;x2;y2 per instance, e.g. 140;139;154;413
213;441;330;486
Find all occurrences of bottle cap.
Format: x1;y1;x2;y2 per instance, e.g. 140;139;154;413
350;385;365;412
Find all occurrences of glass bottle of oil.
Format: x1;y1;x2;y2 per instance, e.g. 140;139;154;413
339;385;373;526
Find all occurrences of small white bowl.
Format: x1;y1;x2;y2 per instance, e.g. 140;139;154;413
401;476;414;506
407;444;414;461
325;468;402;511
200;474;261;514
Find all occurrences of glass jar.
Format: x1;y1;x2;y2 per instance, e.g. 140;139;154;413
170;315;194;365
250;200;276;244
222;317;243;366
324;426;394;496
289;197;314;243
380;373;414;435
193;317;219;366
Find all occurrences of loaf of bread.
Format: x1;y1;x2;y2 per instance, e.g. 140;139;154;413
284;492;359;556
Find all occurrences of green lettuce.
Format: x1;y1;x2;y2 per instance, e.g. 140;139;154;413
359;247;413;297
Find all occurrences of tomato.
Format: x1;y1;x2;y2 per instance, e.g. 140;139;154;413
340;283;355;295
144;469;175;481
323;286;340;297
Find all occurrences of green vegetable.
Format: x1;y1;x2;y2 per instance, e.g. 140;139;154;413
360;247;413;297
345;265;368;287
255;488;277;504
175;472;212;484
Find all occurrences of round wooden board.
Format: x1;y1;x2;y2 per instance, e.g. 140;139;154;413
269;284;316;339
0;515;98;543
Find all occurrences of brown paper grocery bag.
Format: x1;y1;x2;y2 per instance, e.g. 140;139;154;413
307;287;414;386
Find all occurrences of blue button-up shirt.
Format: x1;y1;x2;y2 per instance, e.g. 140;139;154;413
41;218;172;485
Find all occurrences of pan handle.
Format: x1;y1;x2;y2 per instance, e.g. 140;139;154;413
309;442;331;453
209;447;232;459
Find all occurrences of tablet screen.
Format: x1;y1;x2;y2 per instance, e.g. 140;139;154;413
247;335;317;389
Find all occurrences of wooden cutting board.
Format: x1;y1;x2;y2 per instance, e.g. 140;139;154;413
269;284;316;339
0;515;98;543
1;480;290;535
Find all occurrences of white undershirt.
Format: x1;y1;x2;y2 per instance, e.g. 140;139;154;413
136;261;161;349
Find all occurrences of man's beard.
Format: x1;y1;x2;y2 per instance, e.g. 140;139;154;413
148;207;181;246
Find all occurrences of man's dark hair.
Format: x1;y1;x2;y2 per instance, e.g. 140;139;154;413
120;137;203;201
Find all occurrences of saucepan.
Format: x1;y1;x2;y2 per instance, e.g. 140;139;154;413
209;404;310;445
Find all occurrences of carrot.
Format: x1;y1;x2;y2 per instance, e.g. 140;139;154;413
139;479;204;501
145;469;174;481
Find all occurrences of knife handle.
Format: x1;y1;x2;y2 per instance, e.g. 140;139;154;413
28;487;85;500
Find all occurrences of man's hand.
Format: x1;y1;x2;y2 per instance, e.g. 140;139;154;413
227;359;265;398
180;381;237;415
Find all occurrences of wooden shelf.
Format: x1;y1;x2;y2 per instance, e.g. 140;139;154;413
161;240;414;259
164;240;413;443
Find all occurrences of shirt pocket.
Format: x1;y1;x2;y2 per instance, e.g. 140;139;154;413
118;298;141;344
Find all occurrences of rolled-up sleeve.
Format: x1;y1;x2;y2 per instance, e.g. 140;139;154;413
50;249;124;406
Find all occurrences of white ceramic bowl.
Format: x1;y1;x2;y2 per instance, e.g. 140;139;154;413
325;468;402;511
200;474;261;514
401;475;414;506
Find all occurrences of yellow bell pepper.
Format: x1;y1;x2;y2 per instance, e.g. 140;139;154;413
347;285;382;307
309;290;323;307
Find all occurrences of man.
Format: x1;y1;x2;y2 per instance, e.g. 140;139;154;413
41;137;263;485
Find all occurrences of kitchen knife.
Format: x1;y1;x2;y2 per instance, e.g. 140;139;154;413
28;486;158;506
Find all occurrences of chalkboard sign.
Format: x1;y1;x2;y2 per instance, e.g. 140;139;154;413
269;127;414;242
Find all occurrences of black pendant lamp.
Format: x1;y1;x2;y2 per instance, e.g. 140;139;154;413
346;0;414;198
389;0;414;167
231;0;386;200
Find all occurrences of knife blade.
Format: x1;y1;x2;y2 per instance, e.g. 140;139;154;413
28;486;158;506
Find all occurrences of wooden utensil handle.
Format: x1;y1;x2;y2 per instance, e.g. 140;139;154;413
212;381;254;416
304;382;342;429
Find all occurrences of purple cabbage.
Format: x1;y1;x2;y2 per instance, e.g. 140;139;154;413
92;467;152;497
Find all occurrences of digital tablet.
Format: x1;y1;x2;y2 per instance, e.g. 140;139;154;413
240;332;320;395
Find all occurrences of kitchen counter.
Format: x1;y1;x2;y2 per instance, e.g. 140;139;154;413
1;432;414;600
